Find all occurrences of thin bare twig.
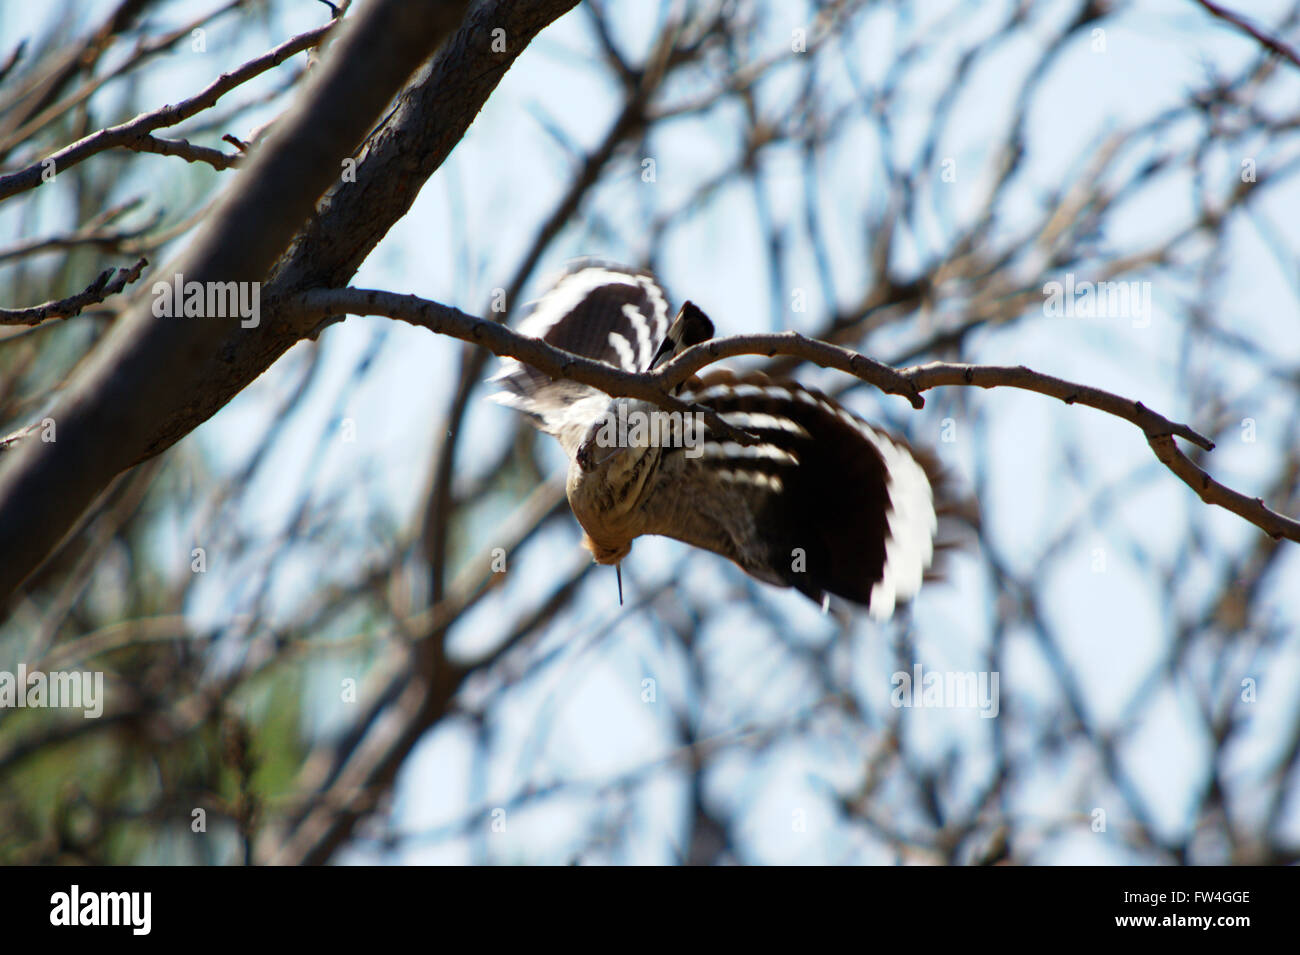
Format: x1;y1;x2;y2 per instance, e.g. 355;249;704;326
0;257;147;325
0;198;158;264
0;18;335;200
1192;0;1300;70
131;134;241;170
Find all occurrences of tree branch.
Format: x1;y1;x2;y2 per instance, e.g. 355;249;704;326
0;257;147;325
0;14;336;200
293;288;803;447
0;0;474;602
130;134;241;170
289;285;1300;545
1191;0;1300;70
0;197;156;264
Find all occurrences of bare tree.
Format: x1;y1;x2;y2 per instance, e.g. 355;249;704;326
1;0;1297;865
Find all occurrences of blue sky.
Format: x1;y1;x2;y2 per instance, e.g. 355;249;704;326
4;0;1298;863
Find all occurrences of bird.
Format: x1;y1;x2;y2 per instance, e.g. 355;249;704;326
488;262;940;619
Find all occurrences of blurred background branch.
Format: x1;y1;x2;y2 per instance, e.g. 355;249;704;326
0;0;1297;865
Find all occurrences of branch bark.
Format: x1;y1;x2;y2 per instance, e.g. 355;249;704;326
0;257;147;325
1191;0;1300;70
0;0;481;602
288;285;1300;545
0;15;336;200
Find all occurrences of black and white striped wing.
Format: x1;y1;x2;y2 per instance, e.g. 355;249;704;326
654;370;939;619
488;263;673;444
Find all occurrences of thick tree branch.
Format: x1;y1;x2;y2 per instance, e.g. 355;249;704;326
0;0;583;606
0;0;474;602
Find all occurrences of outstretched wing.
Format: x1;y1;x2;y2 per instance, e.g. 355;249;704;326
647;370;940;619
487;265;940;618
488;262;673;443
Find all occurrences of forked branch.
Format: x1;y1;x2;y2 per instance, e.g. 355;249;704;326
291;286;1300;543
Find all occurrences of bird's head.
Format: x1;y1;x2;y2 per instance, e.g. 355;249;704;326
566;397;667;582
573;397;662;484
